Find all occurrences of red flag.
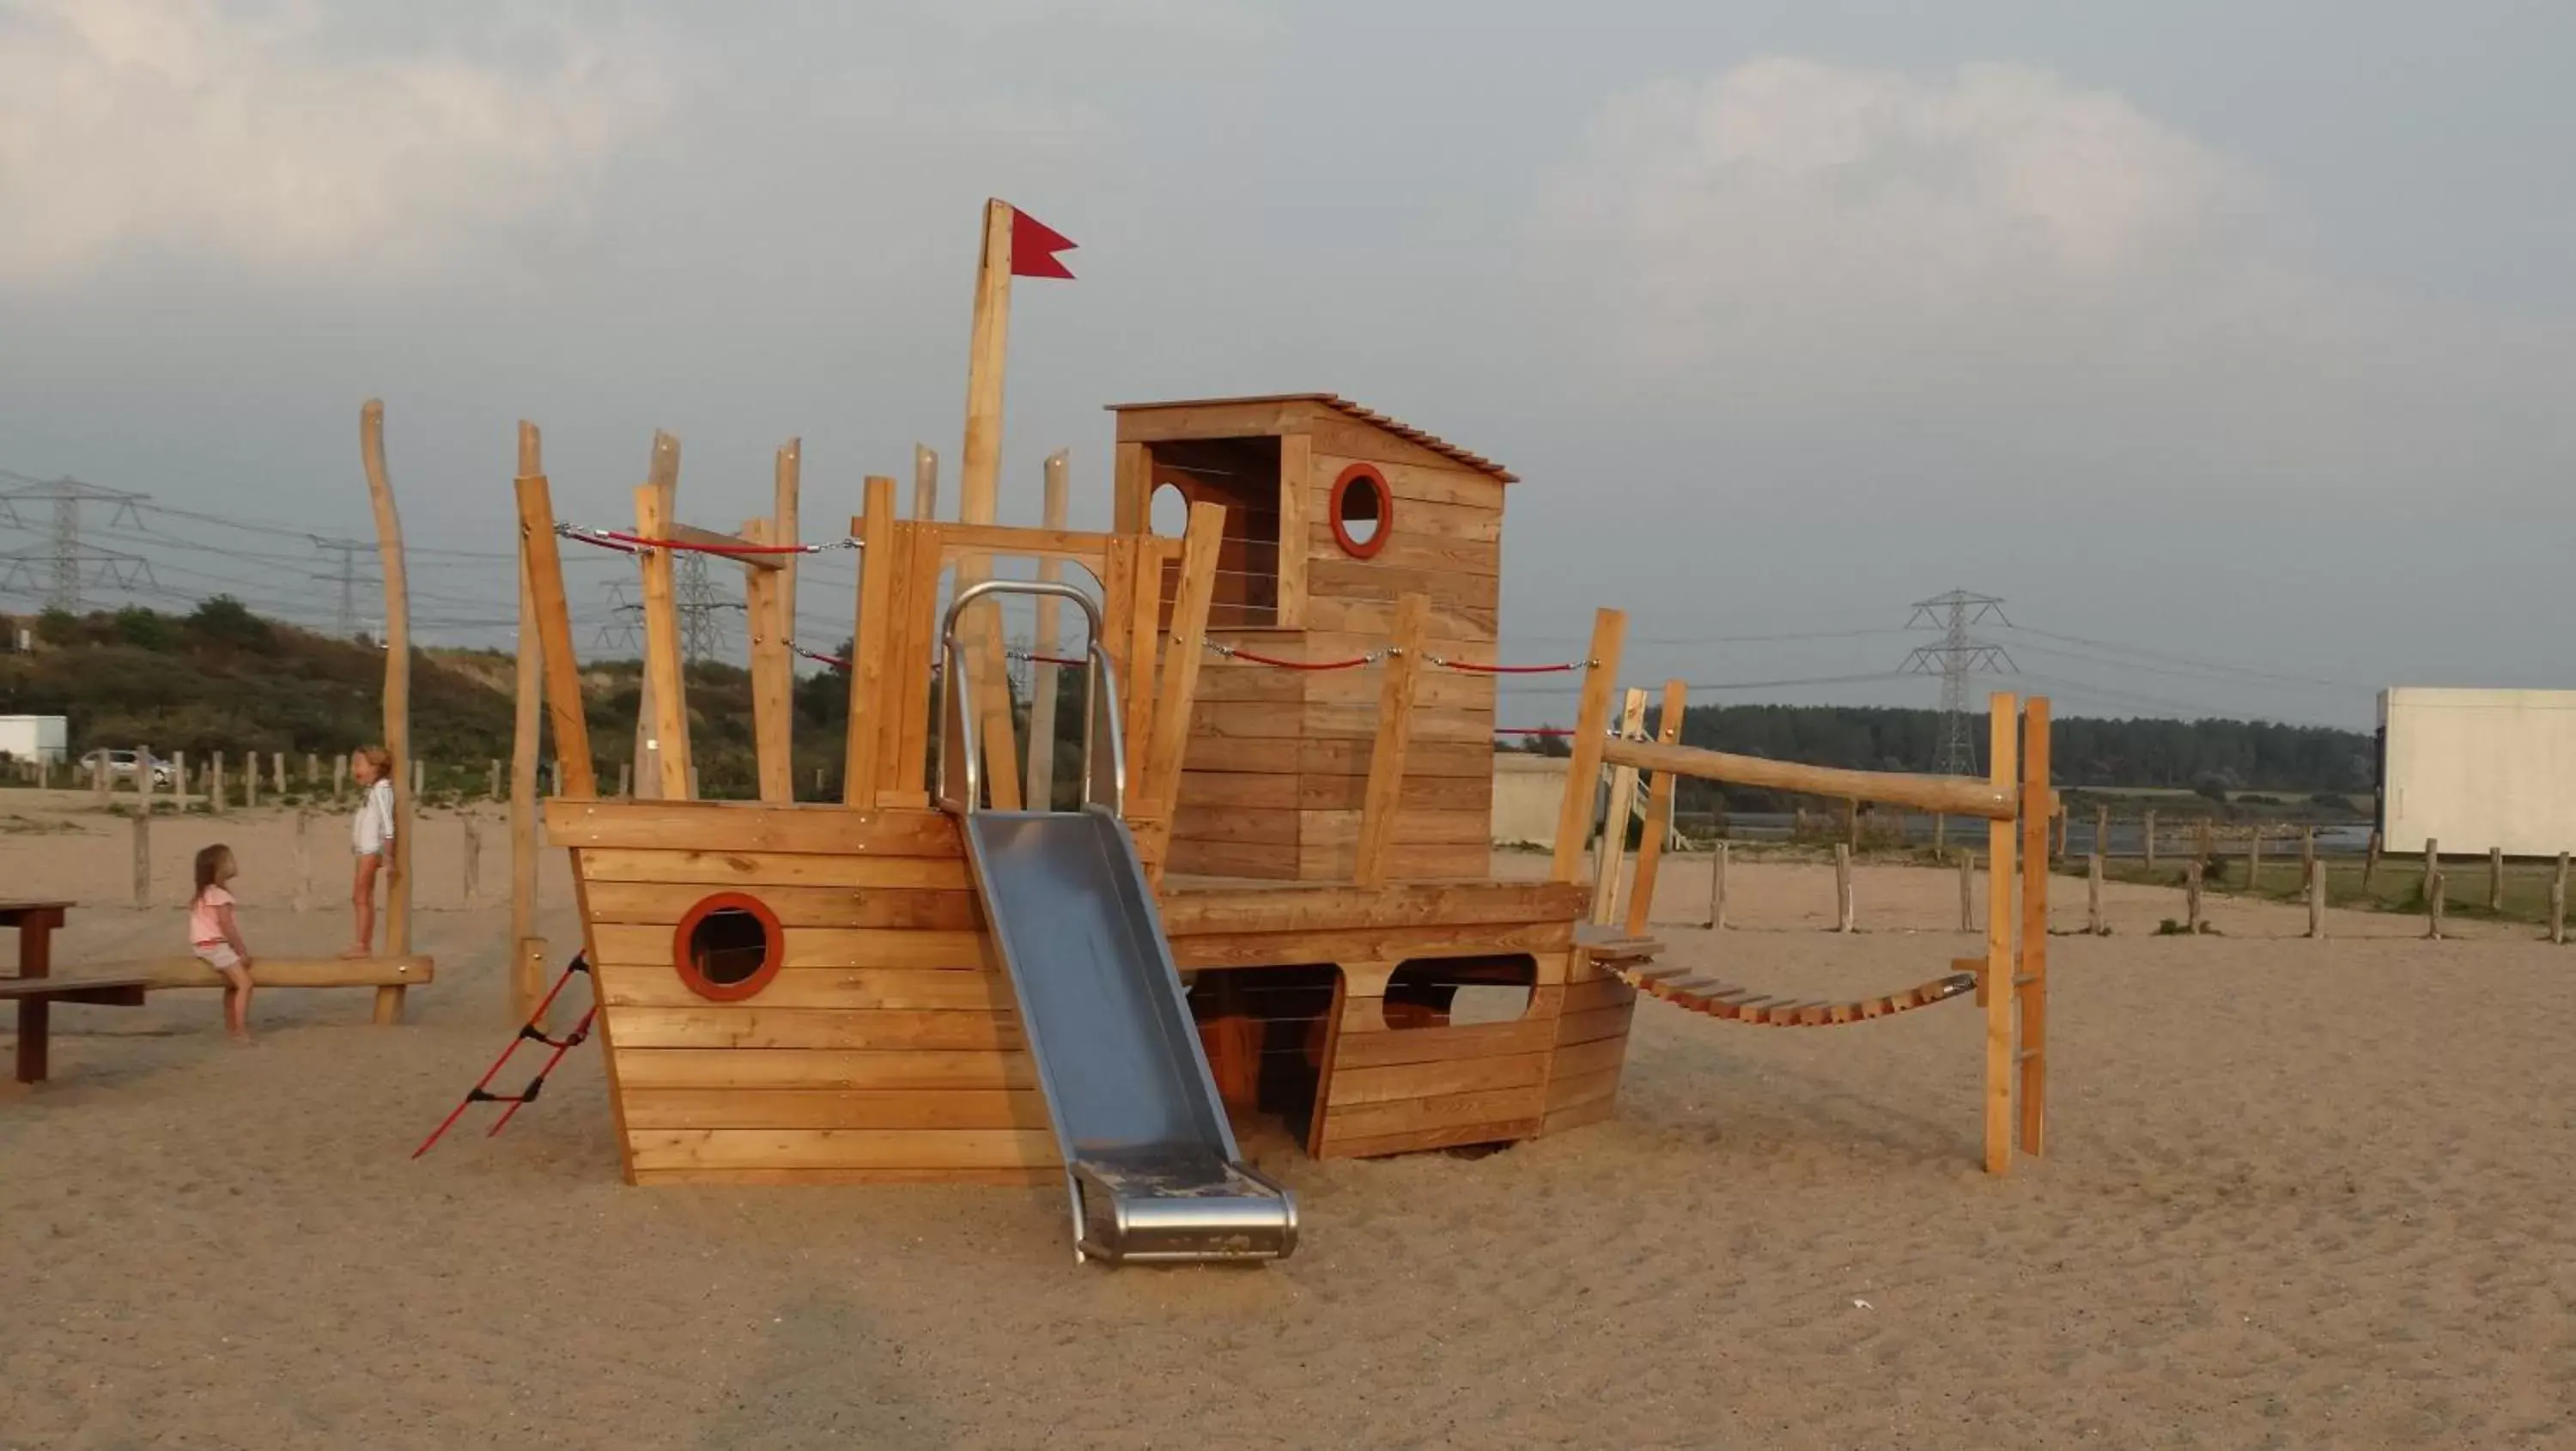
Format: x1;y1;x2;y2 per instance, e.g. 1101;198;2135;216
1008;206;1076;279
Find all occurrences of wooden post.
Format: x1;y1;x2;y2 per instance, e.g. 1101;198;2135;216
1550;609;1627;884
1832;843;1854;932
136;744;151;812
2421;837;2439;909
2246;828;2261;895
2087;848;2105;935
462;815;481;905
841;477;898;804
769;437;800;800
94;750;109;803
509;422;549;1022
410;758;424;799
1959;849;1976;932
273;751;286;797
131;811;149;907
295;808;313;913
486;759;500;800
629;433;681;799
2143;810;2157;872
171;750;185;805
1138;502;1227;873
2017;699;2050;1157
2553;853;2568;945
2427;871;2445;939
1842;798;1857;851
511;467;597;798
1352;592;1430;886
244;752;257;810
1625;679;1688;938
1590;689;1649;926
2196;819;2215;882
1025;449;1070;810
635;481;691;799
911;444;939;521
742;517;793;803
360;399;415;1025
2094;804;2108;862
2489;846;2505;913
1933;813;1946;853
209;751;225;815
306;752;319;790
1709;840;1728;930
2185;862;2204;933
1981;692;2017;1175
951;199;1027;813
2300;825;2315;871
2362;829;2380;891
2306;858;2325;938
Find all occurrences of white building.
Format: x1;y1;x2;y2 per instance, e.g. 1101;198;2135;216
2379;688;2576;858
0;714;69;765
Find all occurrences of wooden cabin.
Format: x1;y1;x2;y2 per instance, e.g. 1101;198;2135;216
1110;395;1512;883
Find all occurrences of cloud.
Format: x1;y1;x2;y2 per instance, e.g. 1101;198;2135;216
1525;58;2576;493
1536;59;2281;379
0;0;672;281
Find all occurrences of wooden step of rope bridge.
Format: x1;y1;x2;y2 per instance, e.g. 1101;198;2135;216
1613;960;1978;1029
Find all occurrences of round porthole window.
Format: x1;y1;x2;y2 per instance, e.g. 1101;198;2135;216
671;892;784;1002
1329;464;1392;559
1149;480;1190;536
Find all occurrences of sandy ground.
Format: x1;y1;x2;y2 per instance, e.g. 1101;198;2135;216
5;795;2574;1449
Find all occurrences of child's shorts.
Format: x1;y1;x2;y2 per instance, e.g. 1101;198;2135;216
194;943;244;973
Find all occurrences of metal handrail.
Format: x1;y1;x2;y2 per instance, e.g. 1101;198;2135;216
938;579;1126;817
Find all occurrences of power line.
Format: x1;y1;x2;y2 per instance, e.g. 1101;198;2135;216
0;477;158;611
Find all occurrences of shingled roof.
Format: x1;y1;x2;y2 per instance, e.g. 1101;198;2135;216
1106;393;1516;483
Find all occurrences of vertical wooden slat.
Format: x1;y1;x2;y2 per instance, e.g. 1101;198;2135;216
1276;432;1311;628
1111;440;1147;536
1708;839;1729;930
510;422;546;1022
912;445;939;520
358;400;413;1026
1590;689;1649;926
631;434;680;799
1550;609;1627;883
742;518;791;803
1983;692;2017;1175
1025;451;1070;810
635;483;691;800
1121;539;1167;777
1352;592;1430;885
513;477;594;798
2016;698;2050;1158
845;477;898;804
1141;503;1229;870
1625;678;1687;938
891;524;943;799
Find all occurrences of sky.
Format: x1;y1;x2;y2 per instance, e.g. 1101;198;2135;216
2;0;2570;732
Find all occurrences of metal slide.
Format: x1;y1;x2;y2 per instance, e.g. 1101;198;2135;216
939;581;1297;1266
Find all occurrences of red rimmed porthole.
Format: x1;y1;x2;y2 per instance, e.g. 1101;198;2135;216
1328;463;1393;559
671;892;785;1002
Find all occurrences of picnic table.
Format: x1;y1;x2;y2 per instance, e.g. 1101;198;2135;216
2;901;149;1084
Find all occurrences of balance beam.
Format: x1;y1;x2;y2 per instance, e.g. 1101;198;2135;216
66;955;436;991
1599;737;2020;821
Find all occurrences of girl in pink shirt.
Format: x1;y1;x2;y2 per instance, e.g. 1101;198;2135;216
190;843;255;1043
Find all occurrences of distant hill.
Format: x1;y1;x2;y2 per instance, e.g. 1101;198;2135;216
4;599;2374;804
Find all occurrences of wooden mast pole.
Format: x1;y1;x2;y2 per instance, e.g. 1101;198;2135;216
631;433;680;798
956;198;1024;809
752;438;800;804
509;422;546;1023
358;400;413;1026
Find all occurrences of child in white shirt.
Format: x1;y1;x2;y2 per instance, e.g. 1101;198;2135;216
342;745;397;959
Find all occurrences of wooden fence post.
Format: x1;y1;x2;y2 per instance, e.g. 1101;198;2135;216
273;751;286;798
2143;810;2157;872
2421;838;2439;909
295;809;313;913
2554;852;2569;946
2246;828;2261;895
2489;847;2505;913
2184;861;2204;933
132;811;151;907
94;752;109;803
136;744;153;812
1708;840;1728;931
2306;858;2325;938
1933;813;1946;853
333;754;347;804
1833;842;1854;932
411;758;425;799
488;759;501;800
245;753;258;810
462;815;482;906
2427;871;2445;939
210;751;226;815
1958;849;1975;932
2363;829;2381;892
2094;804;2108;861
171;750;186;804
2087;849;2105;935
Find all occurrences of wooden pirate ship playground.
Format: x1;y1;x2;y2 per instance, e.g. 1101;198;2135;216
489;201;2059;1266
